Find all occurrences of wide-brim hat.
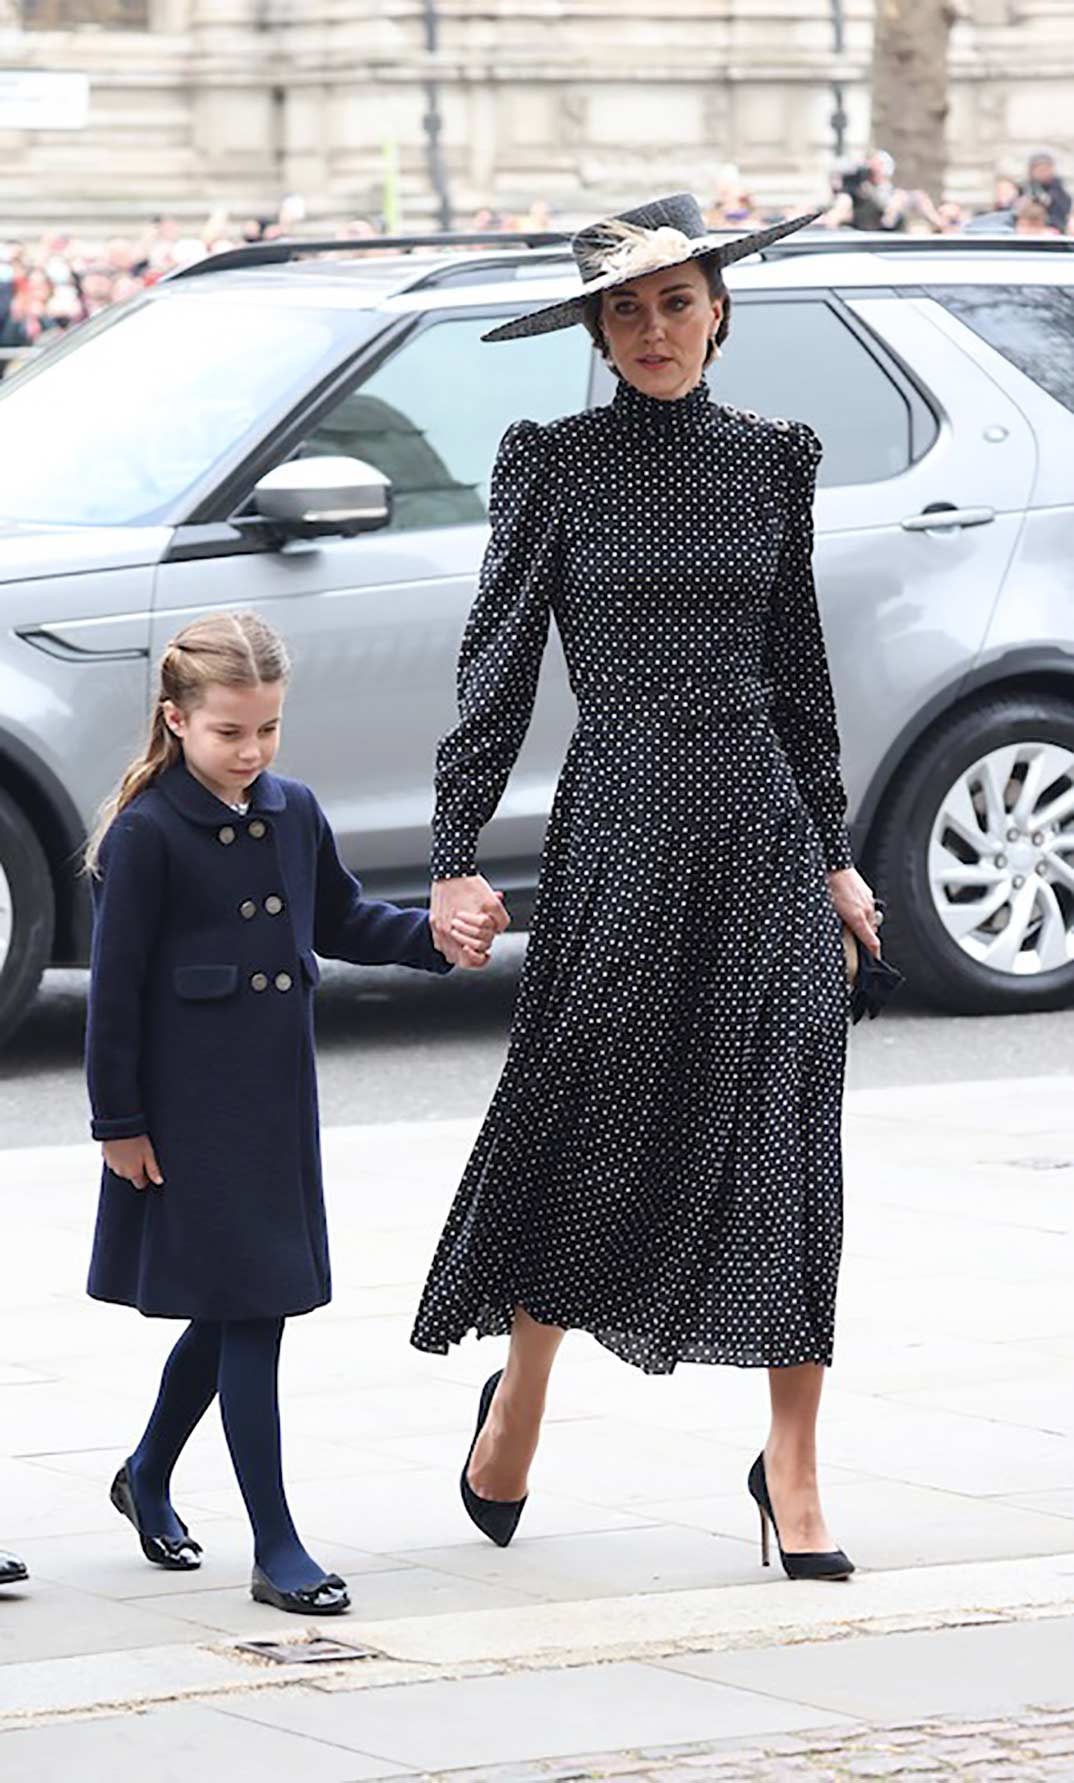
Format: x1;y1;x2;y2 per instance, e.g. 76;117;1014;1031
482;192;822;343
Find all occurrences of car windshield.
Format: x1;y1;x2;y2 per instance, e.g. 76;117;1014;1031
0;287;364;527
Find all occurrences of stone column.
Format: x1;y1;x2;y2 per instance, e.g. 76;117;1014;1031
187;0;280;197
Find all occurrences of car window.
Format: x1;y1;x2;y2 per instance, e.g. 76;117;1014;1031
926;284;1074;417
295;315;592;530
703;298;916;486
0;291;360;526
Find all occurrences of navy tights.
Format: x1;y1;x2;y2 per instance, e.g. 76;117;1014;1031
127;1317;326;1593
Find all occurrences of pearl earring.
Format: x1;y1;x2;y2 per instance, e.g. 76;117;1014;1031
711;339;722;359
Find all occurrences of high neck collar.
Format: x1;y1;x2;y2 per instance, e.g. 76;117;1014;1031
611;375;711;434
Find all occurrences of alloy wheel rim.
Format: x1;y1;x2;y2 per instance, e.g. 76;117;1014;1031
0;858;11;978
928;740;1074;976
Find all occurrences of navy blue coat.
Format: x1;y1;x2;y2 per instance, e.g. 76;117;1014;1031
86;760;450;1320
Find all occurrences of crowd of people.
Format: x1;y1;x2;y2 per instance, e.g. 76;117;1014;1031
1;151;1070;360
817;147;1071;239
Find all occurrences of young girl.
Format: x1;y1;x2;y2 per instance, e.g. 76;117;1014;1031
84;610;494;1614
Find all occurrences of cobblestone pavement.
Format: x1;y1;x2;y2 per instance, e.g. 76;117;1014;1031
414;1706;1074;1782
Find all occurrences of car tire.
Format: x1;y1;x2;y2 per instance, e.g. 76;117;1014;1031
873;693;1074;1015
0;787;54;1048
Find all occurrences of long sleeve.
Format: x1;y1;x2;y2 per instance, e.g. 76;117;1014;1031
312;797;451;973
430;419;556;880
86;809;166;1140
765;422;853;872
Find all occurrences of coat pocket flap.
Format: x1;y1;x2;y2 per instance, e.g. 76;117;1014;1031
174;964;239;1001
299;950;321;987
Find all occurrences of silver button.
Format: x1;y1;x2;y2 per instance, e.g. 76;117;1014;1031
274;971;293;993
218;825;236;846
239;900;257;920
250;971;269;992
248;819;267;840
264;895;284;916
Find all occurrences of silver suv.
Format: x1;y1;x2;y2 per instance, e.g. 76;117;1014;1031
1;229;1073;1041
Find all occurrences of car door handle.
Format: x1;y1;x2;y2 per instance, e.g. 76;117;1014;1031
901;505;996;532
17;625;148;663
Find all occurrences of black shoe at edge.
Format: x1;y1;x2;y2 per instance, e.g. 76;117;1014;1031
0;1550;28;1586
460;1369;528;1548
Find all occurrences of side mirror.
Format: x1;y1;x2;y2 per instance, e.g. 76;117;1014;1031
252;456;392;539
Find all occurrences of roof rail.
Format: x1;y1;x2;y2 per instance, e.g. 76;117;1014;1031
404;248;574;292
760;230;1074;258
167;230;572;281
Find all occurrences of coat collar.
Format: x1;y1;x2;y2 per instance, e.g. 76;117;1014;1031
156;759;288;828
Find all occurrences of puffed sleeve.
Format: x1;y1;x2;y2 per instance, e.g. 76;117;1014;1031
430;420;557;880
86;809;166;1141
765;422;854;872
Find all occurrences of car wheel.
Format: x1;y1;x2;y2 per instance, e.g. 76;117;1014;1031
873;694;1074;1014
0;787;54;1047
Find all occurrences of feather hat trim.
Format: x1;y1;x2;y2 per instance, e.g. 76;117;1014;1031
483;193;821;343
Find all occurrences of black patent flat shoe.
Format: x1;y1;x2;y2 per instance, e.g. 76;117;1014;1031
460;1369;528;1549
747;1453;854;1581
250;1564;350;1615
110;1463;203;1571
0;1550;28;1586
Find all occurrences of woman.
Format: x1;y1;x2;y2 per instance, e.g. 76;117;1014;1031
413;194;880;1579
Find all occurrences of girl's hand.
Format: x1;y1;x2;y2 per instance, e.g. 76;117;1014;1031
431;875;510;970
103;1135;164;1190
827;866;882;958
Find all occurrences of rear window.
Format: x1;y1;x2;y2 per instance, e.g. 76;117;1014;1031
928;284;1074;416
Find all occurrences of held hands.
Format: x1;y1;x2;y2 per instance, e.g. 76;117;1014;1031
431;874;511;969
102;1135;164;1190
827;867;882;958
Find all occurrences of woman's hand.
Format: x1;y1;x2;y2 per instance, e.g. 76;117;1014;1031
103;1135;164;1190
827;866;882;958
431;875;511;970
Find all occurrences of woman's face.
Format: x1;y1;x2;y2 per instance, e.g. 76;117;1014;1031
600;260;723;401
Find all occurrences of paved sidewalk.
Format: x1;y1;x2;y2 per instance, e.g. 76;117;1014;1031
432;1702;1074;1782
2;1076;1074;1775
2;1620;1074;1779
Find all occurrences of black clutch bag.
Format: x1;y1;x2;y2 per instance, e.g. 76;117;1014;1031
841;900;904;1025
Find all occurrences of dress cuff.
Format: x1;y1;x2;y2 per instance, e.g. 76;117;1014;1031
823;825;855;873
91;1113;149;1142
430;830;479;881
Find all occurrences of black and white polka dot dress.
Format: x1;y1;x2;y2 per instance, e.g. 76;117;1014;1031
411;376;853;1374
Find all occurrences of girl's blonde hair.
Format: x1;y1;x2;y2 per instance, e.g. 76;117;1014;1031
84;609;291;876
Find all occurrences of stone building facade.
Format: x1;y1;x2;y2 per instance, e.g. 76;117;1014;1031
0;0;1072;232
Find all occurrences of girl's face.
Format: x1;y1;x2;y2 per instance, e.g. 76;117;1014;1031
601;261;723;401
164;680;285;805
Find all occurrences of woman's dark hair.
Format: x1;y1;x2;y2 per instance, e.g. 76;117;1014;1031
582;252;731;367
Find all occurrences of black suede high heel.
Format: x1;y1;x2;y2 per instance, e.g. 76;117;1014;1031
747;1453;854;1581
110;1462;203;1570
460;1370;528;1548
